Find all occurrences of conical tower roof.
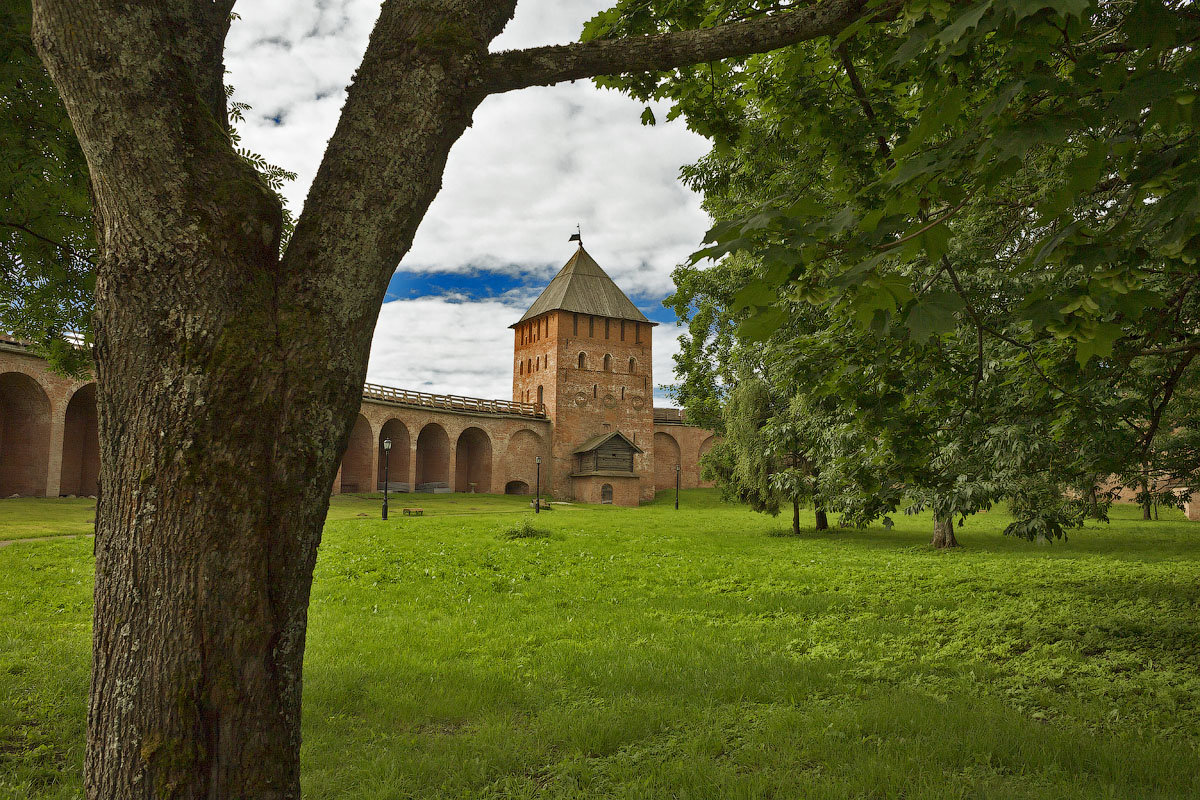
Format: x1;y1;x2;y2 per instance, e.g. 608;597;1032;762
513;246;655;326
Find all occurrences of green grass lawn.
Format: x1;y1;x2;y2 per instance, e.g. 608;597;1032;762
1;491;1198;798
0;497;97;541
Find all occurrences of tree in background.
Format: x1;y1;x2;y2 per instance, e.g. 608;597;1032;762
0;1;93;375
597;0;1200;542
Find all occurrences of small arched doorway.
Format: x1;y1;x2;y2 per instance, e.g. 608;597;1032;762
0;372;51;496
61;383;100;496
601;483;614;504
505;480;530;495
454;427;492;492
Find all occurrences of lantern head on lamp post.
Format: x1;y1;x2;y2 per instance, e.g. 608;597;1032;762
382;437;392;521
675;463;681;510
535;456;542;513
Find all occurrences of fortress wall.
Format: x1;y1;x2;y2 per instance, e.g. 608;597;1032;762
1;343;96;498
651;424;716;491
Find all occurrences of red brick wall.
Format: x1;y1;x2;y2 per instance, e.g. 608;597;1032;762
529;310;658;501
1;343;96;497
653;424;717;490
3;339;719;504
571;474;640;506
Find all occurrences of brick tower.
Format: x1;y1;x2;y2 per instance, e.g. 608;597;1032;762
511;245;657;504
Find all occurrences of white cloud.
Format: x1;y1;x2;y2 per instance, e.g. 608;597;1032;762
226;1;709;402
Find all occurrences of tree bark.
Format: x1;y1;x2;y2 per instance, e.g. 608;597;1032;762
28;1;882;796
792;498;800;535
931;515;959;548
815;505;829;531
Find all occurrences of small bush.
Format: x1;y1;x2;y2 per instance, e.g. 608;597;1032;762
502;518;550;540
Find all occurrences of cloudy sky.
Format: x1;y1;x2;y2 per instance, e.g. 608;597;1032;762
224;1;713;403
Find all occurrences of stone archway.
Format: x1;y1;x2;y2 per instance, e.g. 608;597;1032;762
377;419;410;491
455;426;492;492
415;423;451;489
504;480;529;495
0;372;51;497
61;383;100;496
339;414;373;493
653;431;681;491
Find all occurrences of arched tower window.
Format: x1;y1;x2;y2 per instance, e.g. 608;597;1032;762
628;357;636;373
537;385;544;406
603;354;612;371
578;352;586;369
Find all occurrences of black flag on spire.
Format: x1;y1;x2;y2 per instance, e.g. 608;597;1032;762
568;224;582;244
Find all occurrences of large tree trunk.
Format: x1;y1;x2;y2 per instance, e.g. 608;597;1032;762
931;515;959;548
32;3;516;796
792;499;800;535
28;1;878;796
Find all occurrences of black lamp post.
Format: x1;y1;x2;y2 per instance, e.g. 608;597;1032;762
675;463;681;510
382;437;392;521
535;456;542;513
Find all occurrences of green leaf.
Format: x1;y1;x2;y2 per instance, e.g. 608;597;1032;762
904;290;965;340
937;1;992;45
738;306;786;342
1075;322;1123;366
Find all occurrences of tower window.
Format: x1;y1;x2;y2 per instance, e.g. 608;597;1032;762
593;384;597;398
605;319;610;339
628;357;636;373
573;313;579;335
527;358;532;374
537;385;544;406
635;323;641;344
536;356;540;371
578;352;586;369
603;354;612;371
620;320;626;341
589;316;594;336
519;361;523;375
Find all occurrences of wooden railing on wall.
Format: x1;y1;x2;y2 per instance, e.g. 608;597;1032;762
653;408;687;424
362;382;546;419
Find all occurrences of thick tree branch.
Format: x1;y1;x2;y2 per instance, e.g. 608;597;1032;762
482;0;888;95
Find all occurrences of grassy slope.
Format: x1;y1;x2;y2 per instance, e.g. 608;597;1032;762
1;492;1198;798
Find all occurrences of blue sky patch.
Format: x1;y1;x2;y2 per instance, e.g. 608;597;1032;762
384;269;682;327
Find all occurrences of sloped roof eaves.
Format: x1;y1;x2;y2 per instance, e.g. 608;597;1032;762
513;247;654;326
571;430;645;455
